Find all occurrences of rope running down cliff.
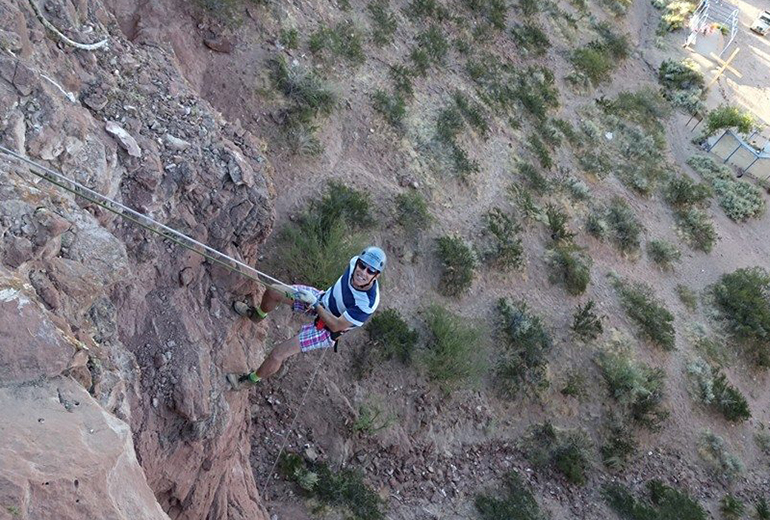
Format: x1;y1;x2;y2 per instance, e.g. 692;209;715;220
1;144;329;499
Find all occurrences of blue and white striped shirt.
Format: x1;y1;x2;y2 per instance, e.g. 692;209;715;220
320;257;380;328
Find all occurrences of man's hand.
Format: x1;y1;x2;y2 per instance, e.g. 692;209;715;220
294;289;319;308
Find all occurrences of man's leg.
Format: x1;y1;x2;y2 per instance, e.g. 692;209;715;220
255;335;301;379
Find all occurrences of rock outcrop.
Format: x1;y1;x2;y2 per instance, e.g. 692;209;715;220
0;1;275;518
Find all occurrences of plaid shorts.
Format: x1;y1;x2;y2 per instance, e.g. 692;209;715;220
290;285;335;352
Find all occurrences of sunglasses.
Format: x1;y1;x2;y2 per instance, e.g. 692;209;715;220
356;260;379;276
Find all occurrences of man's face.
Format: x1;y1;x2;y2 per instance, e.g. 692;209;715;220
353;259;379;287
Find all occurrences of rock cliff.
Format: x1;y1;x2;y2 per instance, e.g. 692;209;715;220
0;1;274;518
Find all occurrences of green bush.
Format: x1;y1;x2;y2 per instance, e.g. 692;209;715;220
518;162;549;194
561;370;587;398
437;105;465;143
572;300;604;341
366;309;419;364
658;58;705;115
353;402;395;434
436;236;477;296
409;47;430;76
545;204;576;243
367;0;397;46
461;0;509;30
586;210;609;240
280;453;385;519
712;267;770;366
757;498;770;520
276;182;371;287
647;239;681;270
309;21;366;65
417;25;448;64
405;0;449;20
453;91;490;138
570;46;614;86
483;208;524;271
510;22;550;56
664;175;712;209
475;472;547;520
687;155;766;221
613;279;676;350
519;0;540;16
603;480;707;520
372;90;406;128
686;359;751;422
528;134;553;169
546;244;592;296
601;414;636;469
280;28;299;49
756;431;770;456
720;494;745;519
676;284;698;311
596;345;669;430
521;422;592;485
697;430;744;481
395;191;432;235
656;0;698;32
423;305;485;390
607;199;643;254
496;299;553;398
389;64;414;97
705;105;756;136
675;208;716;252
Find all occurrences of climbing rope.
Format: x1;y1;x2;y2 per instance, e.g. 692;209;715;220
1;144;331;501
0;144;292;291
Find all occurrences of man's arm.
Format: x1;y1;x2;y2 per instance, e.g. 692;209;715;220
315;303;353;332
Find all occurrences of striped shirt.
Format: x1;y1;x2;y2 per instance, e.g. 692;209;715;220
320;257;380;328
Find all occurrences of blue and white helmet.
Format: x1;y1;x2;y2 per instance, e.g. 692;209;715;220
358;246;387;273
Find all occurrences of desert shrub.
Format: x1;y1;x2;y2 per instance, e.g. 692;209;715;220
712;267;770;366
389;64;414;97
461;0;508;30
664;175;712;208
280;28;299;49
366;309;418;364
655;0;698;32
354;402;395;434
519;0;540;16
687;155;766;221
269;57;336;153
757;431;770;456
496;299;553;398
720;494;745;519
453;91;489;137
647;239;681;270
276;182;370;287
545;204;576;243
475;472;547;520
561;175;591;201
546;244;592;296
510;22;550;56
606;199;642;254
658;58;705;115
309;21;366;65
417;25;448;64
561;370;587;398
372;90;406;128
552;118;579;146
697;430;744;481
675;208;716;252
521;422;592;485
572;300;604;341
601;414;636;469
570;25;629;86
423;305;484;390
676;284;698;311
409;47;430;76
508;185;544;223
367;0;397;46
483;208;524;271
280;453;385;519
436;236;477;296
518;162;549;194
705;105;756;136
757;498;770;520
603;480;707;520
586;210;609;240
437;105;465;143
614;279;675;350
395;191;432;235
448;144;481;180
686;358;750;421
596;345;669;430
528;134;553;169
405;0;449;20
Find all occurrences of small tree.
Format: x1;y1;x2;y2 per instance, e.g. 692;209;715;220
705;105;755;136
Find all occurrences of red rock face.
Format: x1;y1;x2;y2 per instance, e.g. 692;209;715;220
0;1;275;518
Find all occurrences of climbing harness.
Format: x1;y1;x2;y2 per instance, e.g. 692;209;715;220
0;144;331;498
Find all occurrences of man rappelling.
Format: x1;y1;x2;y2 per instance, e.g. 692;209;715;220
227;246;385;389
